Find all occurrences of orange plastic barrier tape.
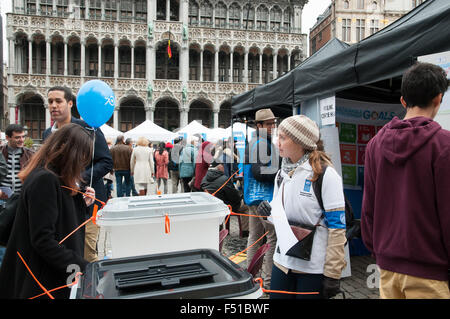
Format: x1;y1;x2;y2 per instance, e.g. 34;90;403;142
229;231;269;261
165;214;170;234
29;272;83;300
211;167;242;197
17;251;55;299
254;278;320;296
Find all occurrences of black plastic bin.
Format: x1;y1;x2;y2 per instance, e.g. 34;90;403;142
74;249;262;299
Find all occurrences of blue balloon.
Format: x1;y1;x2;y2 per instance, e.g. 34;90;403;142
76;80;115;128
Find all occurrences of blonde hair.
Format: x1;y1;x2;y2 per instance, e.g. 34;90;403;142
136;137;149;147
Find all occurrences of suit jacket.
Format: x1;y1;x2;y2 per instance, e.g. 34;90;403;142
42;117;113;213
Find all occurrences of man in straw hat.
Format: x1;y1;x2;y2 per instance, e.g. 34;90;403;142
243;108;280;290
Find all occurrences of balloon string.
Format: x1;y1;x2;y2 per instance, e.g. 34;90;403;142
90;129;96;188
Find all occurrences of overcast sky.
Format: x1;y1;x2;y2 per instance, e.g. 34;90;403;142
0;0;332;65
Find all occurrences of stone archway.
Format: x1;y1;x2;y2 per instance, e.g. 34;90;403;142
119;97;145;131
154;98;180;131
189;99;213;128
18;93;45;141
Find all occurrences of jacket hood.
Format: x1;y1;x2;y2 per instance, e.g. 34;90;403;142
378;116;441;165
203;168;224;183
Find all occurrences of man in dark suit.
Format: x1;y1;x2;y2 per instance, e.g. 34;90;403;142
43;86;113;262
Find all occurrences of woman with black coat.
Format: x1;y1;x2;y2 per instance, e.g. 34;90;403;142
0;124;95;299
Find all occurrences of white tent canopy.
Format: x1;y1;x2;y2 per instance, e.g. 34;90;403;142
124;120;177;142
208;128;228;141
225;122;256;138
100;124;123;142
177;120;212;137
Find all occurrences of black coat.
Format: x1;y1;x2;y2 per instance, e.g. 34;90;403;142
0;168;89;299
42;117;113;215
201;168;242;213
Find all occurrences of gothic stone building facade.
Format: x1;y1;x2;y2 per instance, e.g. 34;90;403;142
6;0;308;141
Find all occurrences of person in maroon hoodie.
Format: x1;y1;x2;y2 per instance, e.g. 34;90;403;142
361;62;450;299
192;140;214;191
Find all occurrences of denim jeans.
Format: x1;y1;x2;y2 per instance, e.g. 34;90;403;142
115;170;131;197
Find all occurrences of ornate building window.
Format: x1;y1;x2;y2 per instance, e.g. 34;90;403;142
56;0;69;17
157;0;166;20
370;19;379;34
270;6;282;32
120;99;145;131
203;50;214;81
189;48;200;80
73;0;86;19
200;0;213;27
256;5;269;31
52;38;64;75
215;2;226;28
243;4;255;30
68;41;81;76
357;0;364;9
119;45;131;78
89;0;102;20
343;1;350;9
32;36;47;75
156;41;179;80
105;0;117;21
86;42;98;76
120;0;133;22
233;52;243;82
283;7;291;32
170;0;180;21
261;53;272;84
40;0;53;16
342;18;351;42
218;101;231;128
356;19;365;41
14;33;29;74
218;51;230;82
229;3;241;29
155;100;179;131
248;52;260;83
26;0;37;15
134;0;147;22
135;46;146;78
102;44;115;77
188;1;199;26
20;95;45;141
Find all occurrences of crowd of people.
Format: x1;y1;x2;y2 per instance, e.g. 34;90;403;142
0;62;449;299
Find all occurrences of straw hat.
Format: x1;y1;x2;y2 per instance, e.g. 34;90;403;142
255;109;276;123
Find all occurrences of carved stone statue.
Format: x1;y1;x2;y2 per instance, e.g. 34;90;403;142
148;22;153;39
182;24;188;41
182;85;188;103
147;83;153;101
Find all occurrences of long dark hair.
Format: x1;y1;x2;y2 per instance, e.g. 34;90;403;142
19;123;93;193
158;142;166;155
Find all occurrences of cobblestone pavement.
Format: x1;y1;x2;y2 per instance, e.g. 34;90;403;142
99;178;380;299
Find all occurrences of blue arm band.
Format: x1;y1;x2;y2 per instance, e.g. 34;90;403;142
324;210;346;229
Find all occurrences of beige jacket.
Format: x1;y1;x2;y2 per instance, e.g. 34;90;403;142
130;146;154;184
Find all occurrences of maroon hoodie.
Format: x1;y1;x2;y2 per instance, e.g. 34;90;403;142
361;116;450;281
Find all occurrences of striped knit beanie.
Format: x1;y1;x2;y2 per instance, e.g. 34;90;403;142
278;115;320;151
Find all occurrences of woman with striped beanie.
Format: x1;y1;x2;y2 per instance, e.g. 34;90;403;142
257;115;347;299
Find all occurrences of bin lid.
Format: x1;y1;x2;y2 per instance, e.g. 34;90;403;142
97;192;230;223
76;249;260;299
